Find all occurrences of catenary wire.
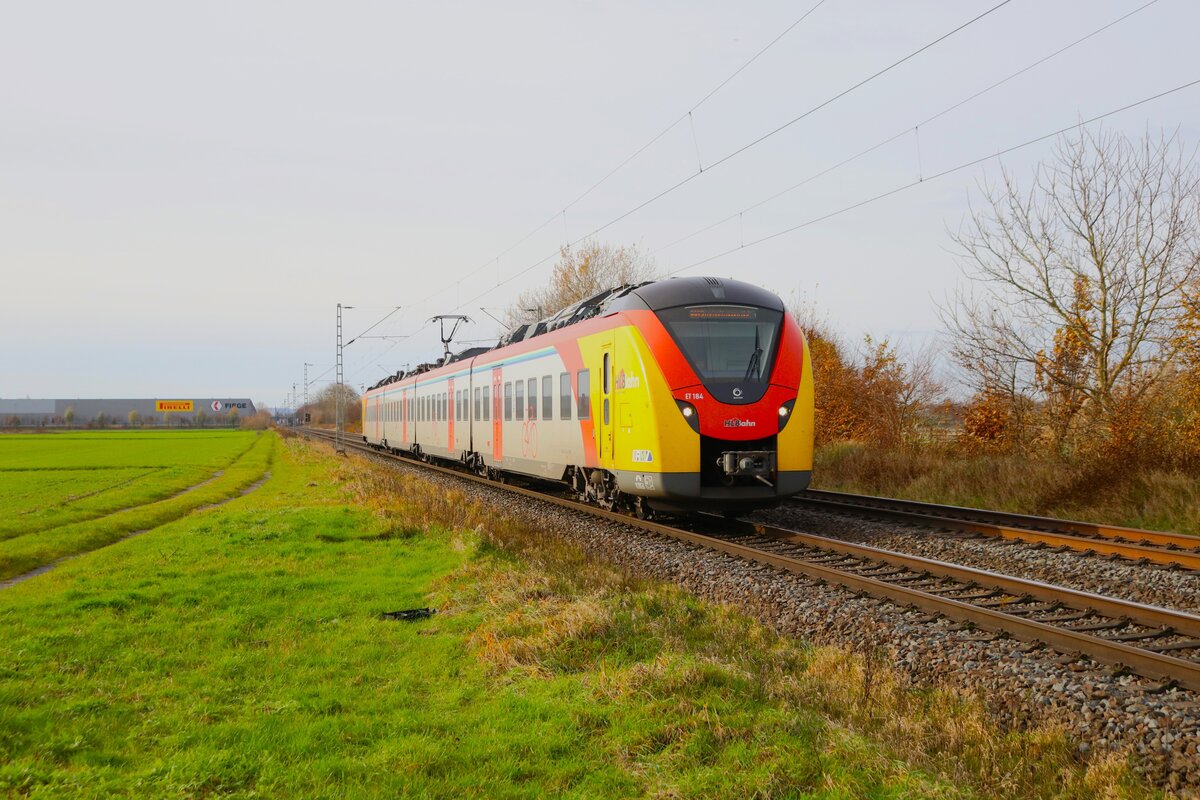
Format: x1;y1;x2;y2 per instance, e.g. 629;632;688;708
648;0;1163;257
664;76;1200;276
390;0;832;329
442;0;1015;317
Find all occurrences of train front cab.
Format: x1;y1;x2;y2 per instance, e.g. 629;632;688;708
590;278;814;513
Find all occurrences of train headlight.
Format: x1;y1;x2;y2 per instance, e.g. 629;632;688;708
675;399;700;433
778;399;796;432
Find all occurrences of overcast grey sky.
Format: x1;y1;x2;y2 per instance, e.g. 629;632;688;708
2;1;1197;406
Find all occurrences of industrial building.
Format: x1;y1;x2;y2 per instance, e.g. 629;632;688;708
0;398;258;427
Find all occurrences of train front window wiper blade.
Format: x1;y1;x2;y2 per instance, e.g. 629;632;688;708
743;326;763;381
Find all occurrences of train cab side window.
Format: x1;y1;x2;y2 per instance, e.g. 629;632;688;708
542;375;553;420
577;370;590;419
560;373;571;419
504;383;512;421
526;378;537;419
515;381;525;421
602;353;610;393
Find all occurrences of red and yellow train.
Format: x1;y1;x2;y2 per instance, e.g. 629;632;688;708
362;276;813;514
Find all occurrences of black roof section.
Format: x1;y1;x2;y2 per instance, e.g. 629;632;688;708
618;276;784;312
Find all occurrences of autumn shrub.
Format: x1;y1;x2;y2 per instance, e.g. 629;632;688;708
798;317;941;450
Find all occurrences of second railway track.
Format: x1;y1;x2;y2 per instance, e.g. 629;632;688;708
792;489;1200;573
304;428;1200;693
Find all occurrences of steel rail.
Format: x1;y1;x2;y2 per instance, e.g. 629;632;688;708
794;490;1200;571
302;429;1200;692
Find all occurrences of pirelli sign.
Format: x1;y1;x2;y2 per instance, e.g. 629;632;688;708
155;400;194;412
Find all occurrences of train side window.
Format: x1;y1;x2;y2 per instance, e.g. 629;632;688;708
473;388;480;421
515;381;525;421
526;378;537;419
504;383;512;421
542;375;553;420
577;370;590;419
482;385;490;421
559;373;571;419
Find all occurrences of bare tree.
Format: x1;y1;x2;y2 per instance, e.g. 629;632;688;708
504;240;657;327
127;410;141;427
943;128;1200;429
311;384;361;425
63;406;75;428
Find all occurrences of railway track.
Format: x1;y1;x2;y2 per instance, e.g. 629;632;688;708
793;490;1200;573
303;428;1200;693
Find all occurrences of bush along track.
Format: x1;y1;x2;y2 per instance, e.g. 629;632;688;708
0;432;275;583
0;435;1163;798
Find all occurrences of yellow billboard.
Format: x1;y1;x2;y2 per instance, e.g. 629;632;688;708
156;400;194;412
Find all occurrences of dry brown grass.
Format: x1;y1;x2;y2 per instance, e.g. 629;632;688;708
815;441;1200;535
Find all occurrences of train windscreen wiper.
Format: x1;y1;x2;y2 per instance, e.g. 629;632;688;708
743;326;763;380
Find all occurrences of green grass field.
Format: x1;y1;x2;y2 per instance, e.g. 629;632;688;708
0;434;1156;798
0;431;272;581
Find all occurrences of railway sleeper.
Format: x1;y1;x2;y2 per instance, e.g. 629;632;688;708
1145;639;1200;653
1105;627;1173;643
992;601;1062;615
1062;619;1128;633
1032;611;1091;624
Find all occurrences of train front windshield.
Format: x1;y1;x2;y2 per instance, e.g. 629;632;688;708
658;305;782;385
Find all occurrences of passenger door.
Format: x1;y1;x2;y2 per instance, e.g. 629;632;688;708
599;340;614;466
491;367;503;463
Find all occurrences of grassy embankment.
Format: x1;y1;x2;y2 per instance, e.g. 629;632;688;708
0;435;1157;798
0;431;273;581
813;442;1200;535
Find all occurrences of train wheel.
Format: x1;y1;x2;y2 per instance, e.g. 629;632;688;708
632;496;655;520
